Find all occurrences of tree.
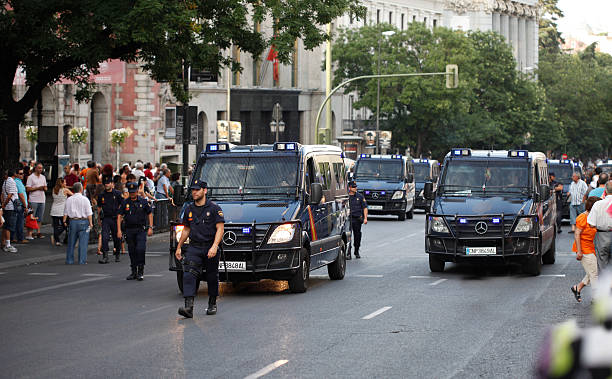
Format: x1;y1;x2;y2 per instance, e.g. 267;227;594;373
538;0;564;54
0;0;365;168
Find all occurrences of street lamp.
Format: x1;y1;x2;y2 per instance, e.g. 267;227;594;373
377;30;395;154
269;102;285;142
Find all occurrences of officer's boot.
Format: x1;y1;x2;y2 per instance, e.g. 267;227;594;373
354;248;361;259
126;267;137;280
114;248;120;262
178;297;194;318
137;265;144;281
206;296;217;315
98;251;109;264
346;248;352;260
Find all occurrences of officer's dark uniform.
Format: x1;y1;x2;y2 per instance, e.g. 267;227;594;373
549;174;563;232
98;176;123;263
119;182;152;281
348;181;367;259
178;180;224;318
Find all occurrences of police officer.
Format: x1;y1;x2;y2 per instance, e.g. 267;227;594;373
549;172;564;233
348;180;368;259
98;176;123;263
117;182;153;281
175;180;224;318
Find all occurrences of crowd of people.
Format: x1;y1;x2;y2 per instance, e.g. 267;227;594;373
0;160;184;260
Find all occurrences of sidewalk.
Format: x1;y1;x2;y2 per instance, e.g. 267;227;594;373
0;224;167;269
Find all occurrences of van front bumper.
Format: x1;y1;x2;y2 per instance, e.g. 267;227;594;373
366;200;407;214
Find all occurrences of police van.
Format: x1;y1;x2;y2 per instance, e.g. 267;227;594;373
424;149;557;275
353;154;416;221
547;159;583;220
413;159;440;211
598;160;612;174
169;142;350;293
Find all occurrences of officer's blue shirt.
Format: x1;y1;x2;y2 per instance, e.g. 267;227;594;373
98;189;123;218
119;196;152;227
182;199;224;243
349;192;368;218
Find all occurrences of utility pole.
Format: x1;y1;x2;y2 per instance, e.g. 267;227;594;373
376;38;381;155
182;62;189;182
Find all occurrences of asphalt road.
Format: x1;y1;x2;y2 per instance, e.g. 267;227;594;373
0;213;592;378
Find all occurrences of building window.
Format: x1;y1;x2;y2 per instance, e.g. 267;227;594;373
376;9;380;24
389;11;392;24
291;39;298;87
232;46;240;86
165;108;176;138
401;14;405;30
413;15;416;23
424;17;427;26
433;19;437;28
253;22;261;86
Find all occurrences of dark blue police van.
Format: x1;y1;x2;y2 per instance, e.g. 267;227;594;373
413;158;440;211
547;159;583;220
353;154;416;221
169;142;350;293
424;149;557;275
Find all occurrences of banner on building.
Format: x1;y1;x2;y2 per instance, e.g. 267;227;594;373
217;121;242;143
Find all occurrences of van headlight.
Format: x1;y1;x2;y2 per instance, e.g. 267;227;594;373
514;218;533;233
392;190;404;200
430;217;449;233
268;223;296;244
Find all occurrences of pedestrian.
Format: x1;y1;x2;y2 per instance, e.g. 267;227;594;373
132;162;145;180
24;208;38;240
549;172;564;233
590;167;602;189
102;164;114;179
1;168;19;253
348;180;368;259
25;162;47;238
568;172;589;234
587;181;612;271
120;164;130;184
84;160;99;196
138;176;155;201
62;182;93;265
143;162;153;181
589;173;608;199
570;196;602;302
117;182;153;281
155;168;173;200
98;176;123;263
12;167;28;244
175;180;224;318
64;164;79;190
50;177;73;246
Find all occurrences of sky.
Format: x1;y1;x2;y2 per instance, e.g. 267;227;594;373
557;0;612;37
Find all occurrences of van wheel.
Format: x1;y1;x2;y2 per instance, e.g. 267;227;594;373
328;241;346;280
543;232;556;264
523;253;542;276
429;254;445;272
398;211;406;221
289;248;309;293
407;207;414;220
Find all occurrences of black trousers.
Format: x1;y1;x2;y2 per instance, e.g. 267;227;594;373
101;217;121;254
125;229;146;268
52;216;68;243
351;217;363;253
182;244;219;298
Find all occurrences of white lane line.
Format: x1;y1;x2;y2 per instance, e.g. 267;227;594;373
396;232;421;241
145;274;164;277
362;306;392;320
0;272;7;275
146;252;167;255
378;241;393;247
81;273;111;277
410;275;439;279
355;274;384;278
146;253;162;257
27;273;59;276
0;277;108;301
309;275;329;279
244;360;289;379
429;279;448;286
540;274;566;278
138;304;174;315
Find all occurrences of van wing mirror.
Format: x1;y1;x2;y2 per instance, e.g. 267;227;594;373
424;182;435;200
310;183;323;205
539;184;550;201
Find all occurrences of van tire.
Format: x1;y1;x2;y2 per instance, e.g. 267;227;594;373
523;253;542;276
289;248;309;293
543;233;556;264
328;240;346;280
398;211;406;221
429;254;445;272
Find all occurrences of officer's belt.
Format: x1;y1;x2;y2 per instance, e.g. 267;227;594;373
103;215;118;219
125;225;146;230
189;240;214;247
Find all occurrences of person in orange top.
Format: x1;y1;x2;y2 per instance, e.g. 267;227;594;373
571;196;602;302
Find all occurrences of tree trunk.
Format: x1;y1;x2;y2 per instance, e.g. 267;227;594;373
0;117;22;175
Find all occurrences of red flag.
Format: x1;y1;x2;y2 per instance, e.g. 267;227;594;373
266;45;279;82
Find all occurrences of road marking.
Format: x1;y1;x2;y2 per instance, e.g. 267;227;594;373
540;274;566;278
244;360;289;379
0;272;6;275
355;274;384;278
378;241;393;247
138;304;174;315
429;279;448;286
81;274;111;277
309;275;329;279
397;232;421;241
27;272;58;276
410;275;439;279
362;306;392;320
146;253;162;257
0;277;108;301
145;274;164;277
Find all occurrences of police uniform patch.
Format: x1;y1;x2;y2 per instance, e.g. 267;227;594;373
206;212;210;217
218;210;224;217
126;204;130;210
102;197;105;204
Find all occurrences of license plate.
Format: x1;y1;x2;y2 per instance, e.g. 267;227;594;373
466;247;496;255
369;205;383;210
219;261;246;271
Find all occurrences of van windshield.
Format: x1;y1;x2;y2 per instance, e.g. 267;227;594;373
414;163;431;182
354;160;403;180
548;164;574;182
193;156;299;199
440;160;530;196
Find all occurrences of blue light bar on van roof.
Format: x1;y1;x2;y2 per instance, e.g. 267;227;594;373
206;143;229;152
451;148;471;157
508;150;528;158
574;162;580;167
360;154;371;158
392;155;402;159
562;159;571;164
274;142;297;151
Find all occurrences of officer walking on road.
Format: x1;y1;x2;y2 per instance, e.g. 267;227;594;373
117;182;153;281
98;176;124;263
175;180;224;318
348;180;367;260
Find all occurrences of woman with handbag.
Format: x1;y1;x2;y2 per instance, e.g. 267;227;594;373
50;177;73;246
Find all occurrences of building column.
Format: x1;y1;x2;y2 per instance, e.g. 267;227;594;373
518;17;527;70
492;12;501;33
500;14;510;41
526;18;535;69
509;16;519;62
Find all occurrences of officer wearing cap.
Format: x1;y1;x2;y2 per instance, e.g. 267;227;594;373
175;179;224;318
348;180;368;259
98;175;124;263
117;182;153;281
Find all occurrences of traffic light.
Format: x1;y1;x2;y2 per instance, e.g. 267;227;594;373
446;64;458;89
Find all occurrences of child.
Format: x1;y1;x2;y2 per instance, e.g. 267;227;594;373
25;208;39;240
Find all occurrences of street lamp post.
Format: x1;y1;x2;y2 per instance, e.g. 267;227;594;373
376;30;395;155
269;103;285;142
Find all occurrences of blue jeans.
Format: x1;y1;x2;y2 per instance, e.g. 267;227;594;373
30;202;45;228
66;219;90;264
569;204;585;225
11;209;25;241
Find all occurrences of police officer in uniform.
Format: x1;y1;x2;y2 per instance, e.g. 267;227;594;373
175;180;224;318
549;172;564;233
98;176;124;263
348;181;368;259
117;182;153;281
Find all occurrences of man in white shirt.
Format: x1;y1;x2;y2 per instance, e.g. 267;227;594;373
132;161;145;180
26;163;47;238
588;182;612;270
1;169;19;253
63;182;93;264
568;173;588;233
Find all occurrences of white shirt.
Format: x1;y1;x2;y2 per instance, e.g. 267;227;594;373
26;173;47;203
50;190;68;217
1;177;18;211
590;175;599;189
569;180;588;206
63;192;93;219
132;168;144;180
587;195;612;231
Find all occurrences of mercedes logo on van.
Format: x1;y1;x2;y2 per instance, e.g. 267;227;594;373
475;221;488;235
223;231;237;246
371;192;379;199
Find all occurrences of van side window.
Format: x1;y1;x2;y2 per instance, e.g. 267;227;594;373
333;162;346;190
305;158;315;194
317;161;331;190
